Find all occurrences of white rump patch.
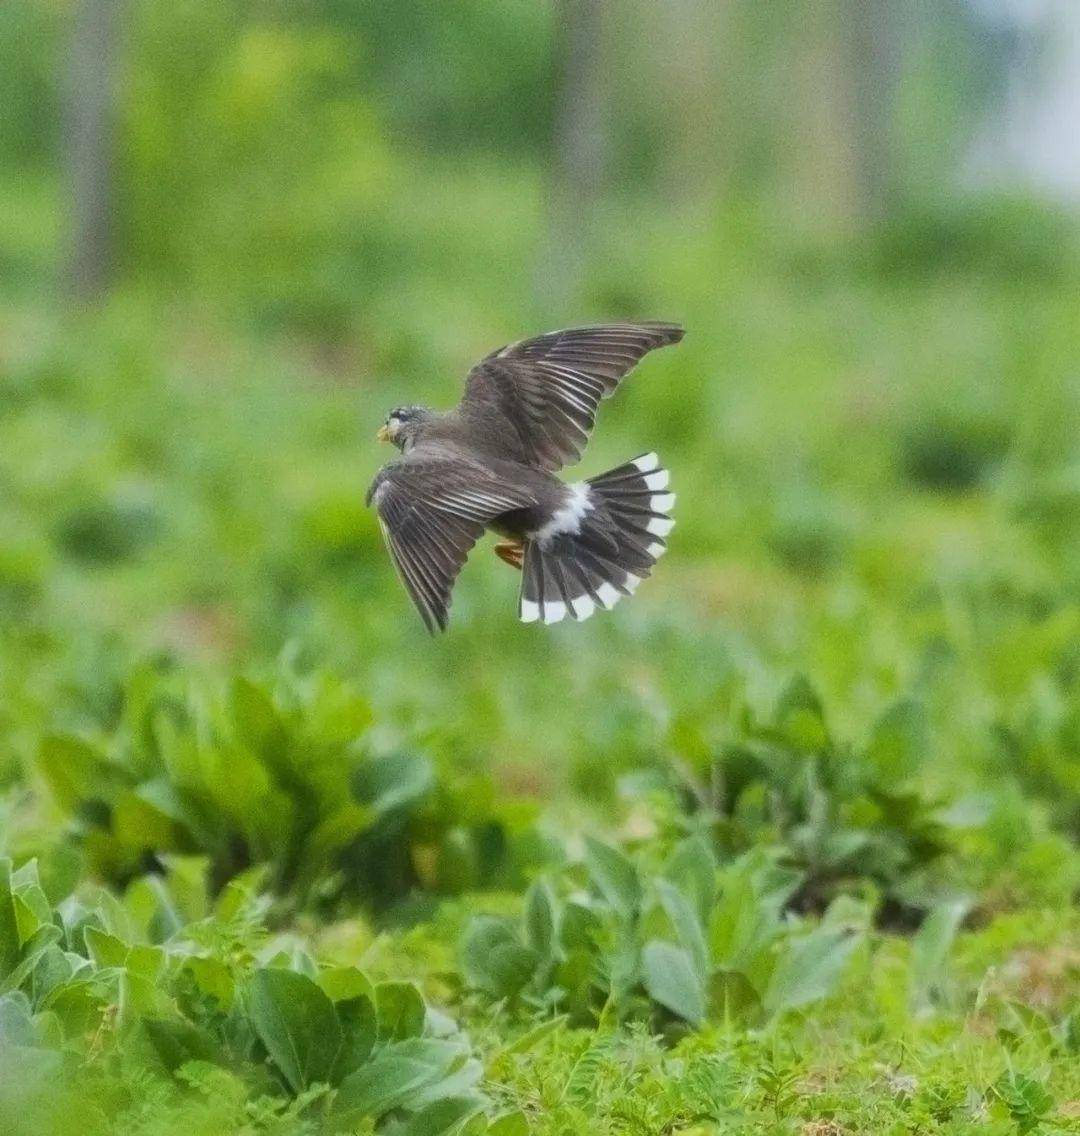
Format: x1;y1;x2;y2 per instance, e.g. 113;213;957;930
642;469;669;491
633;453;660;473
534;482;592;546
520;599;540;623
646;541;667;559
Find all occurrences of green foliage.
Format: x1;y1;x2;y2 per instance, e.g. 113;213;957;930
461;838;865;1029
654;677;957;922
0;855;494;1134
33;669;539;915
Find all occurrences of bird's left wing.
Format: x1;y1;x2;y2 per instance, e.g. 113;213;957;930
366;457;537;633
457;322;683;471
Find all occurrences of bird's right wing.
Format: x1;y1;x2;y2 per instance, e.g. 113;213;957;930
457;322;683;471
366;457;538;633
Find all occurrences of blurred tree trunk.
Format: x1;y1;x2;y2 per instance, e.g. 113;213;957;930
538;0;608;315
790;0;901;232
842;0;900;224
65;0;123;303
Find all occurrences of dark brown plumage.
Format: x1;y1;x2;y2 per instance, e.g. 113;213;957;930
367;321;684;632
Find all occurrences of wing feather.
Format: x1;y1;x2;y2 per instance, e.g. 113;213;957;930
458;321;683;471
368;457;537;632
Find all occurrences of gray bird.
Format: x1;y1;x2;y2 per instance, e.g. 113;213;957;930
368;321;683;632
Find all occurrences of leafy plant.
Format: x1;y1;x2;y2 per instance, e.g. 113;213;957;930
34;668;541;915
460;835;865;1030
660;677;958;924
0;855;508;1134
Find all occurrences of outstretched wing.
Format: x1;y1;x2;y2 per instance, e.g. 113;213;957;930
457;322;683;472
367;457;537;633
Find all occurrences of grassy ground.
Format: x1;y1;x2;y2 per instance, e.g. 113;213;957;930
2;203;1080;1132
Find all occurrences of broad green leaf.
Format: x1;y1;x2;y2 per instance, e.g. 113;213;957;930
500;1014;568;1056
773;675;829;751
489;1113;530;1136
332;994;377;1082
37;734;121;814
642;940;705;1025
247;968;342;1093
142;1017;222;1072
231;676;288;770
2;926;62;995
398;1094;484;1136
83;927;128;969
663;837;716;927
460;917;538;999
867;699;929;785
523;880;557;960
655;879;709;980
334;1039;460;1120
352;752;434;815
707;968;763;1024
763;927;860;1015
0;991;36;1045
0;861;21;979
584;838;641;920
375;981;426;1043
909;900;968;1011
318;966;374;1004
184;956;235;1009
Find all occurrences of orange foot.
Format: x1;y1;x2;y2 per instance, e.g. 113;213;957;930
494;540;525;571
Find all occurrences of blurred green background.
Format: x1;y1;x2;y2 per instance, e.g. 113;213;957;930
2;0;1080;859
3;4;1080;1131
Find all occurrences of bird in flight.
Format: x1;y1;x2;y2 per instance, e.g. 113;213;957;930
368;321;683;632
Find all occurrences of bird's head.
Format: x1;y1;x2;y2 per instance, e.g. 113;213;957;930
376;405;435;452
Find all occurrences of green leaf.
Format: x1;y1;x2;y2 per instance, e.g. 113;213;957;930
523;879;557;961
642;940;705;1024
332;994;377;1082
655;879;709;980
352;752;434;814
909;901;967;1011
488;1113;530;1136
763;927;860;1016
773;675;829;751
397;1095;484;1136
663;837;716;928
37;734;122;815
375;981;426;1043
0;861;20;980
707;968;763;1024
495;1016;565;1062
460;917;538;999
142;1017;222;1072
184;956;235;1009
867;699;929;785
231;676;288;769
247;968;342;1094
318;966;374;1004
83;927;128;969
334;1039;460;1120
584;838;641;921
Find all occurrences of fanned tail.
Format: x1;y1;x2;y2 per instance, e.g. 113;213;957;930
519;453;674;625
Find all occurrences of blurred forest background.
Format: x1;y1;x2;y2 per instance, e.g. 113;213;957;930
2;0;1080;765
1;0;1079;762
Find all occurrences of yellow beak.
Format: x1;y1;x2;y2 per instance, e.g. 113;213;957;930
376;425;390;443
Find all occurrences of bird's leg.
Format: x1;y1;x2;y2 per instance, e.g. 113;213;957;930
494;539;525;571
